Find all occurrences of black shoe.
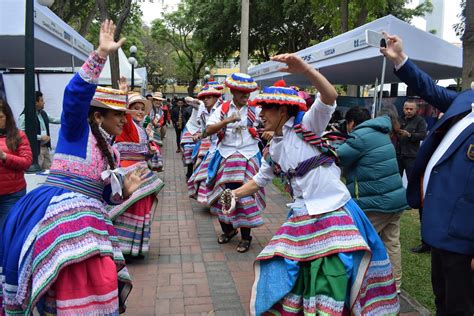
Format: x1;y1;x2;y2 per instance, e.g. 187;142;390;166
410;243;431;253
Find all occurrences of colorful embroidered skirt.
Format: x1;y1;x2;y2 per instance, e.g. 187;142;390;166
108;162;164;256
180;128;197;165
207;151;265;228
43;255;119;315
148;146;163;172
251;199;399;315
0;185;132;315
193;137;211;169
187;144;214;204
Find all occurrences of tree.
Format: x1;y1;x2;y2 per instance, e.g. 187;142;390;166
462;0;473;89
151;3;215;95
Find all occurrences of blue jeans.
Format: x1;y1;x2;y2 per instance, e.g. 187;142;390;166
0;188;26;229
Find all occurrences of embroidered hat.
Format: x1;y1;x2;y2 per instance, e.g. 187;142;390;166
205;81;224;90
91;86;129;112
128;93;152;114
254;80;307;111
152;91;165;101
224;73;258;93
197;86;222;100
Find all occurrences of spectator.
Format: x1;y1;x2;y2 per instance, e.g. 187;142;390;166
382;32;474;315
0;99;32;228
335;106;408;293
18;91;60;170
171;98;191;152
396;100;427;178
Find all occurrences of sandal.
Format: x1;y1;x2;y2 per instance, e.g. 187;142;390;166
236;236;252;253
217;229;238;244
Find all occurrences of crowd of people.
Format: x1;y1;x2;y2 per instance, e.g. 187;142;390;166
0;20;472;316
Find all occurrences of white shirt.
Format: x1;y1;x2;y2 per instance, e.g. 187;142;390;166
423;111;474;196
198;101;220;153
207;100;261;159
185;106;201;135
253;96;351;215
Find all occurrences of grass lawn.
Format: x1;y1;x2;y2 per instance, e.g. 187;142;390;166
271;178;435;313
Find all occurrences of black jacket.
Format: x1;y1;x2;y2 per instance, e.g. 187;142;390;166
396;115;427;158
170;105;192;130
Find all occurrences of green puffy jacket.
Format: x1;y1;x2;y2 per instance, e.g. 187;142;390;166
335;115;408;213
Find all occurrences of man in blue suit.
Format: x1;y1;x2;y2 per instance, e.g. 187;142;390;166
381;32;473;315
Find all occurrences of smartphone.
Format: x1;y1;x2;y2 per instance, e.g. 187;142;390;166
366;29;386;48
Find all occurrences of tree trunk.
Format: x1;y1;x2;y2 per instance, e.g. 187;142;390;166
340;0;349;32
78;3;97;36
187;78;198;96
462;0;474;89
96;0;132;89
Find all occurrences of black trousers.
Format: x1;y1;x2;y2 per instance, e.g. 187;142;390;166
397;156;416;179
174;127;183;149
431;247;474;315
219;183;251;240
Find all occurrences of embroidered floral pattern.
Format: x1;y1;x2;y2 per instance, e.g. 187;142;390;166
78;51;106;84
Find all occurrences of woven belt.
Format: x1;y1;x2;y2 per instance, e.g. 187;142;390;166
45;170;104;200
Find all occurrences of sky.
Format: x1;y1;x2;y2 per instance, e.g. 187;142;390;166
139;0;462;43
139;0;181;25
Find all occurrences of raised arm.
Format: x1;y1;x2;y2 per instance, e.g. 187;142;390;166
380;33;458;113
61;20;126;141
271;54;337;134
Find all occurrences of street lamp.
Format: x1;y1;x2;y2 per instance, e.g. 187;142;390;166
128;45;137;91
25;0;54;172
203;66;211;85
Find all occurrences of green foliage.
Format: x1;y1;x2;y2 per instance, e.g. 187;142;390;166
454;0;466;37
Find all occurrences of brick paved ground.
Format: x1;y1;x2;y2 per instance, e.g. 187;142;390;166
113;128;427;315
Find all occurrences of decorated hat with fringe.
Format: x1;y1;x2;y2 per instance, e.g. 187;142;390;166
91;86;129;112
254;80;307;111
197;86;223;100
128;93;152;114
224;73;258;92
205;81;224;90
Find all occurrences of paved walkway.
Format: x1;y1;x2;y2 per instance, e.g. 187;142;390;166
25;127;428;315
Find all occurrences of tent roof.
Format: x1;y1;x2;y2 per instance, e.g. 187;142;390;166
248;15;462;87
98;48;144;86
0;0;93;69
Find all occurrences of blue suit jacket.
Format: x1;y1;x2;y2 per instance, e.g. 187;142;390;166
395;59;474;256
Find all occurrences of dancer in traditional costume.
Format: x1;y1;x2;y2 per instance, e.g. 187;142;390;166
111;92;165;258
180;98;202;179
0;21;144;315
220;54;399;315
187;86;223;203
143;92;165;171
205;73;265;253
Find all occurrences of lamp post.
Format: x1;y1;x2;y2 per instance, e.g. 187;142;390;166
128;45;137;91
25;0;54;173
203;66;211;85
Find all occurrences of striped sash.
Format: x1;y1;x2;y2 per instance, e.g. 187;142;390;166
45;170;104;201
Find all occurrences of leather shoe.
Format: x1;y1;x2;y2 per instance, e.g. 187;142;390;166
410;243;431;253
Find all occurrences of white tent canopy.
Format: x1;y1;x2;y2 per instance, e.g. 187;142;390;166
248;15;462;87
99;48;144;86
0;0;93;69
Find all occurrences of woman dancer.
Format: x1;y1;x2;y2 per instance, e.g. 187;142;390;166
111;91;165;258
0;21;144;315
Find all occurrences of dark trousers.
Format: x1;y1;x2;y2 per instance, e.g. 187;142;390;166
397;156;416;179
0;188;26;228
431;247;474;315
219;182;251;240
174;127;183;149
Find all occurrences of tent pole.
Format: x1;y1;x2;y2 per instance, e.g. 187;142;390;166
377;56;387;116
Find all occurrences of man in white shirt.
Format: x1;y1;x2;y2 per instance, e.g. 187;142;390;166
381;32;474;315
18;91;60;170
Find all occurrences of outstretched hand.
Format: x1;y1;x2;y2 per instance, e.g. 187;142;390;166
380;32;407;65
97;19;126;58
271;54;311;74
118;76;129;93
123;168;148;198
